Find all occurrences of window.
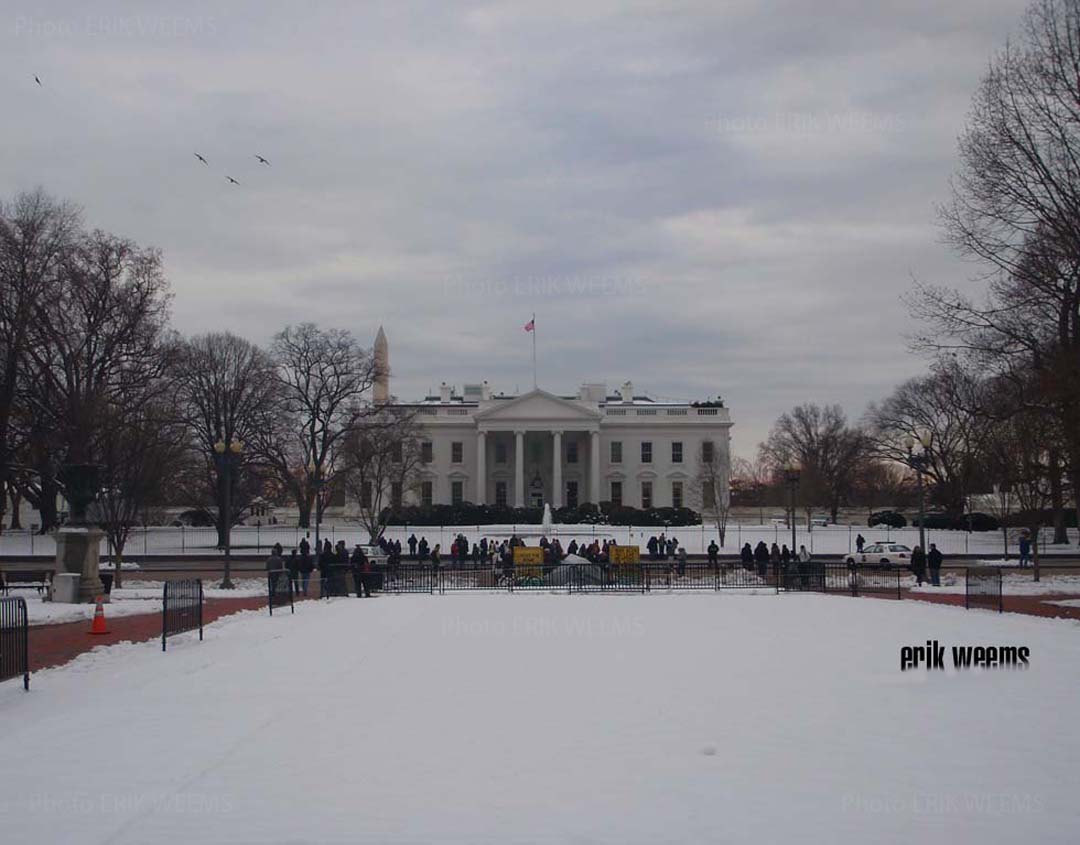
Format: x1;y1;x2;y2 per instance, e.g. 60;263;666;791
451;441;463;463
610;481;623;507
567;440;578;464
451;480;464;505
495;440;507;464
421;441;433;463
566;481;578;509
672;481;683;509
610;441;622;463
672;442;683;464
391;482;402;509
391;441;402;463
421;480;433;507
360;481;372;508
702;480;715;506
495;480;508;506
641;481;653;509
702;440;715;463
641;441;652;464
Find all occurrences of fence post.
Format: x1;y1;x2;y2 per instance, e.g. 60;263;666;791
257;523;261;553
181;525;185;553
161;583;168;651
144;527;148;555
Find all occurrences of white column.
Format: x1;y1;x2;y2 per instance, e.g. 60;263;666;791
514;430;525;507
476;431;487;505
552;431;563;508
589;429;601;504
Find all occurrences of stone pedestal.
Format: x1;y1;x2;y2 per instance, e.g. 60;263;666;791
54;527;108;603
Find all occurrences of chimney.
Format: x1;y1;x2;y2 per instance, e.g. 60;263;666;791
439;382;452;403
620;380;633;403
481;380;491;400
373;326;389;404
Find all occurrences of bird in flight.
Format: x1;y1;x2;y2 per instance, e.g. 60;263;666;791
34;75;42;86
226;176;240;186
194;153;208;165
255;154;270;166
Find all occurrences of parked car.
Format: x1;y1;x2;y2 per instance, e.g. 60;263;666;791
845;543;912;567
868;510;907;528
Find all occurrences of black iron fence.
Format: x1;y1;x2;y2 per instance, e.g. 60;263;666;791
376;562;782;595
268;571;294;615
966;567;1003;613
162;579;204;651
0;596;29;690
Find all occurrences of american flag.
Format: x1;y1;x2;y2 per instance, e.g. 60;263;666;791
524;318;535;332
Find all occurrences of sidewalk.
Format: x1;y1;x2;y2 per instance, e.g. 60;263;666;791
901;589;1080;621
25;595;279;672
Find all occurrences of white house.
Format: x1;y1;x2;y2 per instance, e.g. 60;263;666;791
376;330;733;510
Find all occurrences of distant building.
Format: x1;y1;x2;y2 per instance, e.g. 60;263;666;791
375;329;733;510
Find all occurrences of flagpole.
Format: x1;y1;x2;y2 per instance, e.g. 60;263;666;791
531;312;537;388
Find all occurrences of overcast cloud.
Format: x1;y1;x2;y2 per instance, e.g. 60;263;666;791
1;1;1028;457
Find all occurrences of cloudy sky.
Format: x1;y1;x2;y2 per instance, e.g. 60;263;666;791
2;0;1028;457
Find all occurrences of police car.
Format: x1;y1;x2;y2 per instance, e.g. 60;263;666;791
845;542;912;566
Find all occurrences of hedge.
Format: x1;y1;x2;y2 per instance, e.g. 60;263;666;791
382;501;701;527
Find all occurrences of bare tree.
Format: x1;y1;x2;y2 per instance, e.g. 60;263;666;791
863;368;990;516
340;408;425;542
692;442;731;546
254;324;379;528
913;0;1080;526
759;403;866;523
0;190;80;529
95;400;187;588
172;333;278;546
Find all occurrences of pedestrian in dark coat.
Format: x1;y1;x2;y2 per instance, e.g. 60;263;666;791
299;545;315;595
286;549;300;595
408;534;418;558
707;540;719;568
856;534;865;553
741;543;754;570
754;541;770;579
910;545;927;586
927;544;943;586
351;546;371;597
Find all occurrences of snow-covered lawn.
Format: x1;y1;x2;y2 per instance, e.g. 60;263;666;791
1;593;1078;843
16;579;268;626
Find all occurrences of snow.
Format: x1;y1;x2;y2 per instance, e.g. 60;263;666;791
16;579;268;626
1;593;1079;843
1045;599;1080;608
911;573;1080;596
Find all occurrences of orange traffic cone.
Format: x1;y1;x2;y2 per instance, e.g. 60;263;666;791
89;597;109;635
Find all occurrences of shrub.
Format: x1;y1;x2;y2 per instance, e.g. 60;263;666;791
868;510;907;528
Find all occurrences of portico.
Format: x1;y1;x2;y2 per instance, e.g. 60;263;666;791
473;390;603;508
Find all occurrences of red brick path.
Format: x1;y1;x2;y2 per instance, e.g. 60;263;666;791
26;595;280;672
900;589;1080;621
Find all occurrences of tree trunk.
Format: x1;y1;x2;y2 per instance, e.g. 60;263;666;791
1048;449;1068;544
297;497;312;530
37;472;59;533
112;534;126;590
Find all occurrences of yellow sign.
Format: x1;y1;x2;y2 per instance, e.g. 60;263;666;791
609;545;641;565
513;545;544;578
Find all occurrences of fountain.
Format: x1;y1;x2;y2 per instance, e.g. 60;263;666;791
541;502;553;536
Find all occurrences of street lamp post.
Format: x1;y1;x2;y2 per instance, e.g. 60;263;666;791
214;438;244;589
784;466;801;553
904;433;932;552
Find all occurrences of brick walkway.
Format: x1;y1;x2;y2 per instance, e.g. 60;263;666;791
25;595;284;672
900;589;1080;621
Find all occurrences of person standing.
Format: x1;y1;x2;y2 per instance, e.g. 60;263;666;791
266;547;286;592
797;544;812;590
1018;532;1031;568
286;549;300;596
741;542;754;570
707;539;719;568
910;545;927;586
754;540;770;580
927;543;943;586
299;542;314;596
856;534;865;553
677;545;688;577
